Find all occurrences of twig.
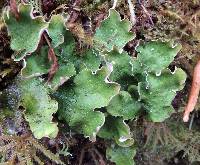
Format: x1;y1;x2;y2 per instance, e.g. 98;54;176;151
127;0;136;25
160;9;184;23
156;127;164;145
92;148;106;165
189;112;195;130
139;2;154;25
72;0;82;6
183;59;200;122
43;33;52;48
78;148;85;165
89;149;99;165
112;0;118;9
10;0;20;20
43;33;59;82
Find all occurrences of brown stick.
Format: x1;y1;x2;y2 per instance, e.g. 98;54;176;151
183;59;200;122
10;0;20;20
140;4;154;25
78;148;85;165
43;33;59;82
92;148;106;165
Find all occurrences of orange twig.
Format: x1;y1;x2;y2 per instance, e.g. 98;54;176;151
183;59;200;122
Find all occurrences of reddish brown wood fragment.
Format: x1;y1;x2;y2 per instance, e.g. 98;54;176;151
43;33;59;82
183;59;200;122
47;47;59;82
10;0;20;20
